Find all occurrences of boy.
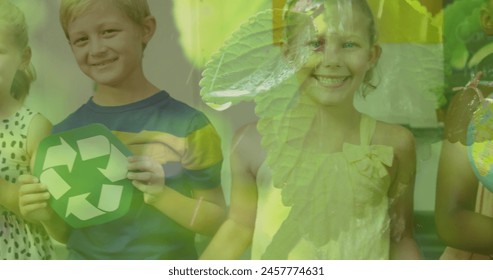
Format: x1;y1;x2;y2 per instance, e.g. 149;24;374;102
18;0;225;259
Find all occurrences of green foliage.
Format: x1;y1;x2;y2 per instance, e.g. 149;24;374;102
199;9;312;111
172;0;271;69
442;0;485;108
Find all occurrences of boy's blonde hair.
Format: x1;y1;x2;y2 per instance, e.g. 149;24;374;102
59;0;151;38
0;0;36;102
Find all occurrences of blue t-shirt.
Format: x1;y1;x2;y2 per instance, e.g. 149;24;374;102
53;91;223;259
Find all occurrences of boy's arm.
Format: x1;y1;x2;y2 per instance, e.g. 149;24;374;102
128;117;226;236
388;127;421;260
435;140;493;255
146;185;226;236
156;118;226;236
128;156;226;236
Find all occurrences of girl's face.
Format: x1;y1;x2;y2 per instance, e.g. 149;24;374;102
294;3;379;107
0;27;25;97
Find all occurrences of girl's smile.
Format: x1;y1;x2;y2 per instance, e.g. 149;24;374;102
313;75;350;89
293;2;380;107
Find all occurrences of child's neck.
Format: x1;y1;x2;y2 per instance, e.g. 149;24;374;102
92;80;160;106
0;94;21;120
302;102;362;152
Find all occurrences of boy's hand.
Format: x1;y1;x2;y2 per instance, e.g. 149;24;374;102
18;174;55;222
127;156;165;204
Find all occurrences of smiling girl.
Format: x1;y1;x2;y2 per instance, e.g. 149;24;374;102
201;0;421;259
0;0;54;259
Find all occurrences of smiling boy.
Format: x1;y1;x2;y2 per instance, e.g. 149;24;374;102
18;0;225;259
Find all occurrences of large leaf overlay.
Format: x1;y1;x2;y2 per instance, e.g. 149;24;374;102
257;94;358;259
258;95;395;259
172;0;270;68
199;9;313;111
199;1;402;259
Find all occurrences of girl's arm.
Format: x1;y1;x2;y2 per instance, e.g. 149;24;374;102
200;125;260;259
18;174;71;243
0;179;20;215
18;114;71;243
26;114;52;169
387;126;421;259
435;140;493;255
0;113;51;216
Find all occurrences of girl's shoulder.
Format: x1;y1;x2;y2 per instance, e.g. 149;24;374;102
372;121;416;158
29;113;52;131
232;122;266;174
26;112;52;157
372;121;416;181
233;122;261;148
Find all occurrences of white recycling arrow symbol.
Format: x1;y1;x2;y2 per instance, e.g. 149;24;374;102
40;135;129;222
66;193;105;220
43;138;76;172
77;135;109;161
97;184;124;212
65;185;124;220
40;168;71;200
77;136;128;182
97;145;128;182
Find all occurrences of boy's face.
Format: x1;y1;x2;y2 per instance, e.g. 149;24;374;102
66;2;149;87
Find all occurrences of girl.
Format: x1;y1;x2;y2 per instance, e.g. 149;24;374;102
0;0;54;259
436;0;493;258
201;0;421;259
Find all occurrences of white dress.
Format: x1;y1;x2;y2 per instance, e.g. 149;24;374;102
252;115;393;259
0;106;54;259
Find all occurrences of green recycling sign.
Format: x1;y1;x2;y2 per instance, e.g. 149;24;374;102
33;124;135;228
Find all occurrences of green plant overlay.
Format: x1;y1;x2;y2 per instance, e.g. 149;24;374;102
173;0;270;68
33;124;135;228
200;9;312;110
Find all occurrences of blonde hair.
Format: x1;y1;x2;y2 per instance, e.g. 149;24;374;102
59;0;151;38
0;0;36;102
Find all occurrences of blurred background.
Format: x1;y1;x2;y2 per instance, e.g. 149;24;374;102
13;0;486;259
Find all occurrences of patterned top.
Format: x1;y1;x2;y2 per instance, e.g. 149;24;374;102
0;106;54;259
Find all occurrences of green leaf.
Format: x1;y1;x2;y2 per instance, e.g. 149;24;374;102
173;0;271;68
199;9;313;111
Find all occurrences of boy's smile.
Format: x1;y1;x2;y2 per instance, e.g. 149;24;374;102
90;57;119;67
66;1;148;89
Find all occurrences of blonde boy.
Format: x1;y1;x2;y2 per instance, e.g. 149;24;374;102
19;0;225;259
